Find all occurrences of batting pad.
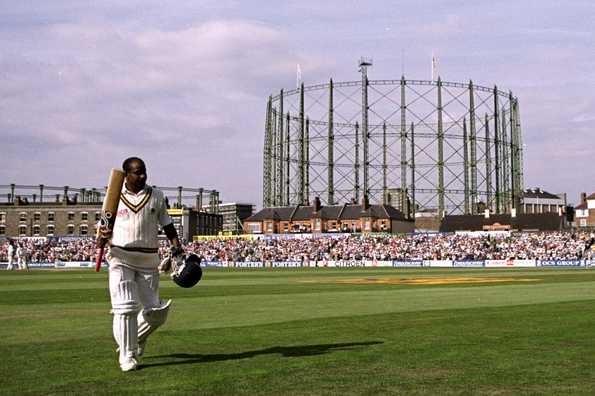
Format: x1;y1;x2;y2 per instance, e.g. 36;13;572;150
113;313;139;363
138;299;172;345
111;280;141;315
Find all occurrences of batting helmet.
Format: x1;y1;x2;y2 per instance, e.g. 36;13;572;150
172;254;203;288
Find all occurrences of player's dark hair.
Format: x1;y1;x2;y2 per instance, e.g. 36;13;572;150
122;157;146;173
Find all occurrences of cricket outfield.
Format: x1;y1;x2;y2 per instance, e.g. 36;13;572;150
2;268;595;395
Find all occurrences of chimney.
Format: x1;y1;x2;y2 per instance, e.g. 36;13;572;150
314;196;321;212
581;192;587;205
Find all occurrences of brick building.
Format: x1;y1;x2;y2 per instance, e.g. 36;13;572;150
243;196;414;234
0;184;223;239
0;198;222;239
0;200;102;237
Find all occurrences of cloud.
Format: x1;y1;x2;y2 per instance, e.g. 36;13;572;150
0;18;332;203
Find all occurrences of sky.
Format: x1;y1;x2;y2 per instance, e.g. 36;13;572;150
0;0;593;207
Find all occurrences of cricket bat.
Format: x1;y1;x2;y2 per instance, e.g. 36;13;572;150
95;169;125;272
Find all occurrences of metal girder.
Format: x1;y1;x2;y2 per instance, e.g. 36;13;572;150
328;79;334;205
468;81;477;214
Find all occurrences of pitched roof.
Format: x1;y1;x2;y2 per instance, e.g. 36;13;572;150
575;202;588;210
244;208;277;221
292;205;314;221
340;204;364;219
245;207;292;222
317;205;342;219
380;205;409;221
586;192;595;200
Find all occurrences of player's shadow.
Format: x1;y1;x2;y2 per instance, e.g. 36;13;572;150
142;341;383;368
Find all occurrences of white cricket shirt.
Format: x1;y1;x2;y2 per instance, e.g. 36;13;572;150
107;185;172;270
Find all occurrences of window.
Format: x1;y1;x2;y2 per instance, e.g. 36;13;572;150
0;225;5;235
19;225;27;236
81;212;88;221
95;212;101;222
580;219;587;227
34;212;41;221
33;225;41;236
68;212;75;221
47;225;55;236
247;223;262;234
67;224;75;235
80;224;88;235
328;221;336;232
0;212;5;223
19;212;27;222
48;212;55;222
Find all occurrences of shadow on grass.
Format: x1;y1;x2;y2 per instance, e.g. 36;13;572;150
142;341;383;368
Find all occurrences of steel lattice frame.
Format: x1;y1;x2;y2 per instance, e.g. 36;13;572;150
263;69;524;216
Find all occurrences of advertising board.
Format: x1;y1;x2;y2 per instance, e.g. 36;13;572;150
392;260;423;268
423;260;453;268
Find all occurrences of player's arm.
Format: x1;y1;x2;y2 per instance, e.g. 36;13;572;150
163;223;182;254
158;223;183;273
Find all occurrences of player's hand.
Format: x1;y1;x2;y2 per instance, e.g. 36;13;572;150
170;245;184;258
170;246;185;272
160;246;184;273
158;256;172;273
96;226;113;247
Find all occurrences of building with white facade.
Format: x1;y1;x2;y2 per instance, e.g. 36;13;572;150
521;188;566;214
575;192;595;228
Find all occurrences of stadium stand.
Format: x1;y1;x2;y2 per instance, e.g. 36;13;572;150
2;231;594;263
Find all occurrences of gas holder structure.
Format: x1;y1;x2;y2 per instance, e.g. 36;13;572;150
262;59;524;217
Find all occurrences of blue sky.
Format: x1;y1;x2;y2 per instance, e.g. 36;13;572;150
0;0;593;206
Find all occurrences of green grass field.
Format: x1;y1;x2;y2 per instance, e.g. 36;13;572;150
2;267;595;395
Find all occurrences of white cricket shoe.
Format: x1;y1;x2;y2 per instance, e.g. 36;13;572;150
120;357;138;372
137;341;146;357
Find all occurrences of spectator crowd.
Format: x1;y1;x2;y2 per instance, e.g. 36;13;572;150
2;231;594;264
0;238;96;263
